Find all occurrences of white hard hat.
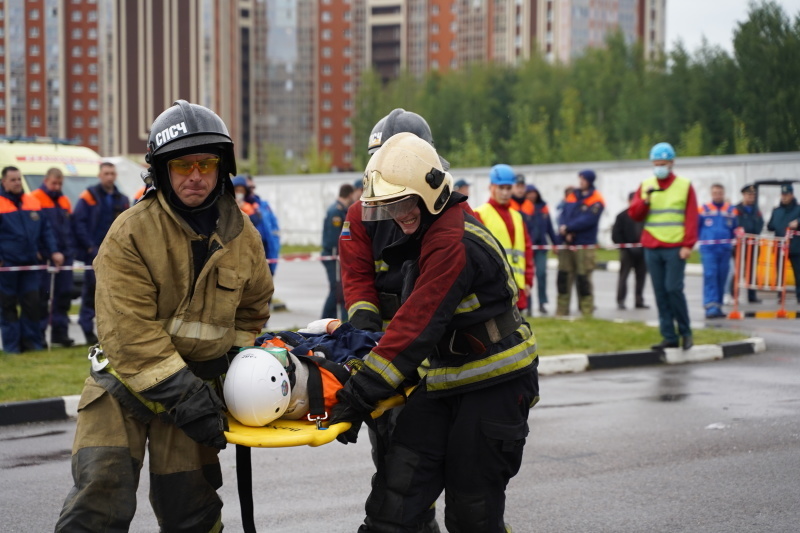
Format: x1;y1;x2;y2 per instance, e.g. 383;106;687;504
223;347;291;427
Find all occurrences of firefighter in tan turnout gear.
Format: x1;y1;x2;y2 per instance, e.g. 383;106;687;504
55;100;273;532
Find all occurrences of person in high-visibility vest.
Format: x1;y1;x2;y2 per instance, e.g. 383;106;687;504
629;142;698;351
474;164;534;313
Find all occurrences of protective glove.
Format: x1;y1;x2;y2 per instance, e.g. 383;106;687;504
329;399;364;444
297;318;341;334
140;367;228;450
329;369;393;444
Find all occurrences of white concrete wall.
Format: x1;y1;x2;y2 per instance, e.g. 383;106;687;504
251;152;800;246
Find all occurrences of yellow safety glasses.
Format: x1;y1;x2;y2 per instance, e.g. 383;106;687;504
168;157;220;176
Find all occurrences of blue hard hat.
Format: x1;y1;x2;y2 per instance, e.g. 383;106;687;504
232;176;248;188
489;164;516;186
649;142;676;161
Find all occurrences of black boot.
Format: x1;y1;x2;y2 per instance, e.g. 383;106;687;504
651;339;679;350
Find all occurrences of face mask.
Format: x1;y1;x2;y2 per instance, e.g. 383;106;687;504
235;192;245;202
653;166;670;179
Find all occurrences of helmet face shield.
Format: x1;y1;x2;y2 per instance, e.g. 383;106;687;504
362;194;418;222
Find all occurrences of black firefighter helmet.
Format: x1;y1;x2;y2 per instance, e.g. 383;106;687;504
367;108;449;170
143;100;236;197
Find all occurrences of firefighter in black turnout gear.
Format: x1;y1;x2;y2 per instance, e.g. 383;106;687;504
330;132;540;533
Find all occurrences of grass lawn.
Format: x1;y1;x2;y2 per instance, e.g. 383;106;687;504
0;318;748;403
528;317;746;356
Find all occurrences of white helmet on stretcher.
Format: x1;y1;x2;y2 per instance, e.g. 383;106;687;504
224;347;291;427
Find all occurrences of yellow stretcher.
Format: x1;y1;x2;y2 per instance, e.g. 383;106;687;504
224;391;408;448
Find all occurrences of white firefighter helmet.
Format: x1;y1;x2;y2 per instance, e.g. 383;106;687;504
224;347;291;427
361;131;453;222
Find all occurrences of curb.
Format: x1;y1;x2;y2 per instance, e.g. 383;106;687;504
0;337;767;427
537;336;765;376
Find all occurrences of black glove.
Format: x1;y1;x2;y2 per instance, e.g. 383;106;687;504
140;367;228;450
173;385;229;450
329;400;364;444
329;370;393;444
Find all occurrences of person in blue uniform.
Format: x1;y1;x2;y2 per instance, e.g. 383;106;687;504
31;168;77;347
72;162;130;345
321;183;354;320
0;166;63;353
732;184;764;303
698;183;738;319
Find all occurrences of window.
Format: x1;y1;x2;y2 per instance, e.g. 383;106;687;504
31;98;41;110
72;28;83;39
321;11;331;22
88;46;97;57
87;28;97;39
0;45;4;56
73;116;84;128
30;80;41;92
343;81;352;92
431;41;439;52
343;46;351;57
89;81;97;92
29;26;40;38
72;46;82;57
0;117;5;127
343;99;352;110
322;82;332;93
89;134;98;145
31;115;41;127
322;65;331;75
344;134;352;146
323;135;332;145
73;99;83;110
30;44;40;56
432;23;439;34
322;29;331;40
344;29;351;39
88;98;98;110
322;100;332;110
343;64;351;74
89;116;99;127
322;46;332;58
72;64;84;75
73;82;83;92
322;117;332;128
88;64;97;74
87;10;97;22
71;11;82;22
30;9;40;20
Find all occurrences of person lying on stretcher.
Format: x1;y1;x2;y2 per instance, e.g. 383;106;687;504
224;318;398;427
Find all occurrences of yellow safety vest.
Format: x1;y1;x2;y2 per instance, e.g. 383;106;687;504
475;203;526;289
642;176;690;244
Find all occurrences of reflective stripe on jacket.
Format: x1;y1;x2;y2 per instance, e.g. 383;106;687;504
475;203;526;291
642;176;690;244
94;190;273;393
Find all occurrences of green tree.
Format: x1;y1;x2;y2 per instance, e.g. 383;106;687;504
733;0;800;151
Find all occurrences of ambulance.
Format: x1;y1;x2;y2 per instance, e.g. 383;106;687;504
0;139;104;205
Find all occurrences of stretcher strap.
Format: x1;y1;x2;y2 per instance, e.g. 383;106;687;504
237;444;256;533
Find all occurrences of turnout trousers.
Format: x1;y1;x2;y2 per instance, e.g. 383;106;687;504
55;377;224;533
645;247;692;343
358;369;539;533
556;248;595;317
